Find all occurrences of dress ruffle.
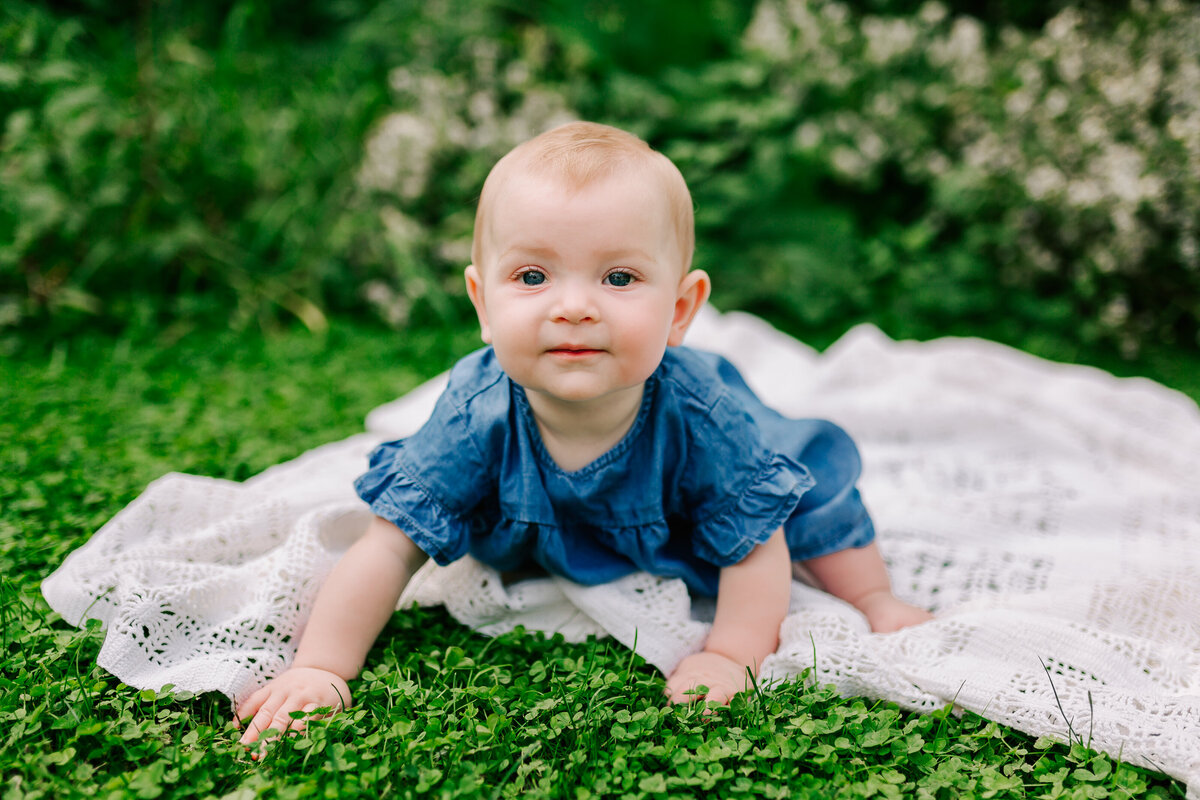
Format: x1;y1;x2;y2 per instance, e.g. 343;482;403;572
354;441;472;566
691;453;816;566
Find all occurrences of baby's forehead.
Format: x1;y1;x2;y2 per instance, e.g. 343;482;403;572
482;168;677;249
499;160;667;202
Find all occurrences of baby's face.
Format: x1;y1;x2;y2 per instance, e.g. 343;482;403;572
466;169;697;407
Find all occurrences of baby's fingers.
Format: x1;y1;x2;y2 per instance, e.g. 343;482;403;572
234;685;271;728
664;675;709;705
239;693;294;747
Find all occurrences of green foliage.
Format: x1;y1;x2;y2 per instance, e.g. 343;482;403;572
5;0;1200;355
512;0;753;77
5;0;1200;357
2;319;1195;799
344;0;1200;356
0;0;391;332
573;0;1200;354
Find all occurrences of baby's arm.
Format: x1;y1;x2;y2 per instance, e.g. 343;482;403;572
235;515;428;746
665;528;791;705
803;541;932;632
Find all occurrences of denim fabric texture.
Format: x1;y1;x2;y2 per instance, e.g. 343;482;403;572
355;346;875;596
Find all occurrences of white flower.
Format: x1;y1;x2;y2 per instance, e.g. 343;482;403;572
924;152;951;175
963;132;1004;170
1090;246;1119;276
1099;144;1148;204
830;145;868;179
362;280;411;327
1166;112;1200;149
1000;26;1025;50
380;206;423;242
388;67;417;96
1067;179;1104;208
922;84;948;107
1025;164;1065;199
745;0;791;58
1099;74;1143;108
1078;115;1107;144
870;92;900;118
357;112;437;200
794;121;823;150
1045;8;1082;42
437;238;473;265
918;1;947;27
1005;89;1034;117
863;17;918;65
930;18;988;86
821;1;849;26
504;60;531;89
1099;295;1130;325
1179;234;1199;268
1016;61;1043;91
856;128;886;162
468;91;496;124
1044;88;1069;118
1055;49;1084;84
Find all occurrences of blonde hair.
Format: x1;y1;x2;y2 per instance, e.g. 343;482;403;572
471;122;695;272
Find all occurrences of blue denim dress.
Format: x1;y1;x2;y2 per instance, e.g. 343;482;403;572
355;346;874;597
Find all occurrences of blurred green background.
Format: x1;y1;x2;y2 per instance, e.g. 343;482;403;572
3;0;1200;362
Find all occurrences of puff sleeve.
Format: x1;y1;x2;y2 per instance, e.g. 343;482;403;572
354;349;508;566
661;351;817;568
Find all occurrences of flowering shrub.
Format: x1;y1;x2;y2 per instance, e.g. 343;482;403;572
351;18;577;327
4;0;1197;354
711;0;1200;351
349;0;1200;352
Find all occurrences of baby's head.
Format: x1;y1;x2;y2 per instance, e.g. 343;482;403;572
471;122;695;274
465;122;710;407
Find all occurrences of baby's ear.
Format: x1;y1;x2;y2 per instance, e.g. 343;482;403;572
667;269;711;346
464;265;492;343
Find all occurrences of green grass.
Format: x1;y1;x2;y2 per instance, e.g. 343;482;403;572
2;318;1195;799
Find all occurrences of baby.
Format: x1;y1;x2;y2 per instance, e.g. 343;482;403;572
236;121;931;746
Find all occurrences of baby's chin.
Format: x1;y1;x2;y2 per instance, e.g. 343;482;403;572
520;375;651;408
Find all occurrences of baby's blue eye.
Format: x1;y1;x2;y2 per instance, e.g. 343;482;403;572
520;270;546;286
605;271;634;287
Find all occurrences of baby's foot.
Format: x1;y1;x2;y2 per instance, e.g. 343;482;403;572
855;591;933;633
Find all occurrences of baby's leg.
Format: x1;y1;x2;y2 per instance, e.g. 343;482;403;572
799;542;932;632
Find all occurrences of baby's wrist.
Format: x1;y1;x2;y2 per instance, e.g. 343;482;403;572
288;661;354;683
698;645;758;676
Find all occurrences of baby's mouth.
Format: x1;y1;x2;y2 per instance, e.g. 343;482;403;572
548;346;603;357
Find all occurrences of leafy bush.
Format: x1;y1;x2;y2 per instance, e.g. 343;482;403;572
0;1;391;331
703;0;1200;352
350;0;1200;353
4;0;1199;355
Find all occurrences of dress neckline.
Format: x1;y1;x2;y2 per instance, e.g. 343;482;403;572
512;371;660;478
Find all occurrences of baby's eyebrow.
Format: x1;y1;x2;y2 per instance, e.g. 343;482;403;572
598;247;655;263
499;244;559;262
499;244;655;263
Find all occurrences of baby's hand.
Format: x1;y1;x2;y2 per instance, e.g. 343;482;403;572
234;667;351;753
664;651;753;706
855;591;934;633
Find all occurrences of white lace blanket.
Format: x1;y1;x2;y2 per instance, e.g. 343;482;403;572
42;309;1200;795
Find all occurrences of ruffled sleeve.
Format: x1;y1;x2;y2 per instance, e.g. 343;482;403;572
689;452;815;567
660;348;817;568
354;348;508;566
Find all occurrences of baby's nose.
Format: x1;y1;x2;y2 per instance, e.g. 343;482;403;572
552;282;597;323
